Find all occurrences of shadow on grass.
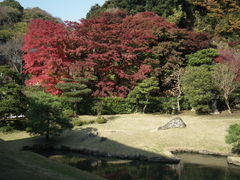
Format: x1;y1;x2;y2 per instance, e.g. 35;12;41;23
105;115;121;121
1;127;179;163
0;127;181;180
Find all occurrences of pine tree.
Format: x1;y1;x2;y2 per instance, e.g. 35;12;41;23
128;77;159;113
56;78;91;115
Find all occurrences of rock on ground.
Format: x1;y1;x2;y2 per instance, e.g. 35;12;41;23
227;156;240;166
158;117;186;130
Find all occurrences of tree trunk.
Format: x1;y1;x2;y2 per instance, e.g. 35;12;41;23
46;119;50;140
143;98;149;113
177;95;181;112
224;95;232;114
45;133;49;140
176;72;182;112
74;103;78;116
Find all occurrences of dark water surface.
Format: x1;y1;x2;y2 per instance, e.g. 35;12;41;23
40;151;240;180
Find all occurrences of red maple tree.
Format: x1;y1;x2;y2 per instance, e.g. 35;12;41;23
22;10;212;97
22;19;71;94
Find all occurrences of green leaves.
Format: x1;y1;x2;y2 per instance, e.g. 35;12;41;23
186;48;218;66
56;78;91;114
182;66;214;113
128;77;159;112
0;66;27;119
26;91;73;139
225;124;240;145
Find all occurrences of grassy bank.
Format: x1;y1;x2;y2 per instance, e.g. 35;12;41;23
0;141;105;180
1;111;239;159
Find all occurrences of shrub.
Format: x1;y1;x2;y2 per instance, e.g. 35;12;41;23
72;118;95;126
225;124;240;153
0;125;14;133
96;116;107;124
93;97;134;115
63;109;75;118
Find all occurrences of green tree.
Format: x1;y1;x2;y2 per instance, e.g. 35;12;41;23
182;48;217;114
87;0;193;27
186;48;218;66
0;0;23;13
23;7;61;22
0;6;22;26
26;91;73;140
182;66;214;114
0;66;27;119
56;78;91;115
128;77;159;113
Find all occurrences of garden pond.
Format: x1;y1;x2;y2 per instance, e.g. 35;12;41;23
39;151;240;180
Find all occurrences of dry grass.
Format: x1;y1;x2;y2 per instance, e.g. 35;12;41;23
1;111;240;158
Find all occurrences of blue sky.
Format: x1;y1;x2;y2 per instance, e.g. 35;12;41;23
3;0;106;22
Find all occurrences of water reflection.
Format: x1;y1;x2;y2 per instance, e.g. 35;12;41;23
41;152;240;180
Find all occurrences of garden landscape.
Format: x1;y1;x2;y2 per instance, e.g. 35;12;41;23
1;0;240;179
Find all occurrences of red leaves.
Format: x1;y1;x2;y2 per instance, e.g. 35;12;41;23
23;19;71;94
22;10;212;97
215;47;240;80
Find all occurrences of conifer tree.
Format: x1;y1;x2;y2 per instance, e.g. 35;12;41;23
128;77;159;113
56;78;91;115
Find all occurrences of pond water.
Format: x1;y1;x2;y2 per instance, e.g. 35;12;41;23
40;151;240;180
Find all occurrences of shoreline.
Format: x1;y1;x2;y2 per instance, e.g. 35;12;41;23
22;143;234;165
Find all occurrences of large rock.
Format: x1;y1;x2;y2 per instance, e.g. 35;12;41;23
227;156;240;166
158;117;186;130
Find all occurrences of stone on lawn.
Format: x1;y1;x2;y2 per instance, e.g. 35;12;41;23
158;117;186;130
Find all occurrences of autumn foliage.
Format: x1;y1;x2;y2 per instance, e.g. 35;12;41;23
23;10;212;97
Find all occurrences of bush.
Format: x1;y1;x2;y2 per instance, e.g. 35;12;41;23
77;97;97;115
96;116;107;124
93;97;134;115
147;97;178;114
0;125;14;133
63;109;75;118
72;118;95;126
225;124;240;151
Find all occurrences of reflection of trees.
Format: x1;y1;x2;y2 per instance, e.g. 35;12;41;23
181;163;240;180
47;152;240;180
48;153;179;180
94;161;179;180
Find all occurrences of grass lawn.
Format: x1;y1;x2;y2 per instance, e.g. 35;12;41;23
1;111;240;158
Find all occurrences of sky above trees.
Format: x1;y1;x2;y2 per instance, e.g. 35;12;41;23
0;0;105;21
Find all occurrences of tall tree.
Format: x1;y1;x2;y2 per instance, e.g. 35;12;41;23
182;66;214;114
22;19;71;94
23;10;212;98
213;63;239;114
